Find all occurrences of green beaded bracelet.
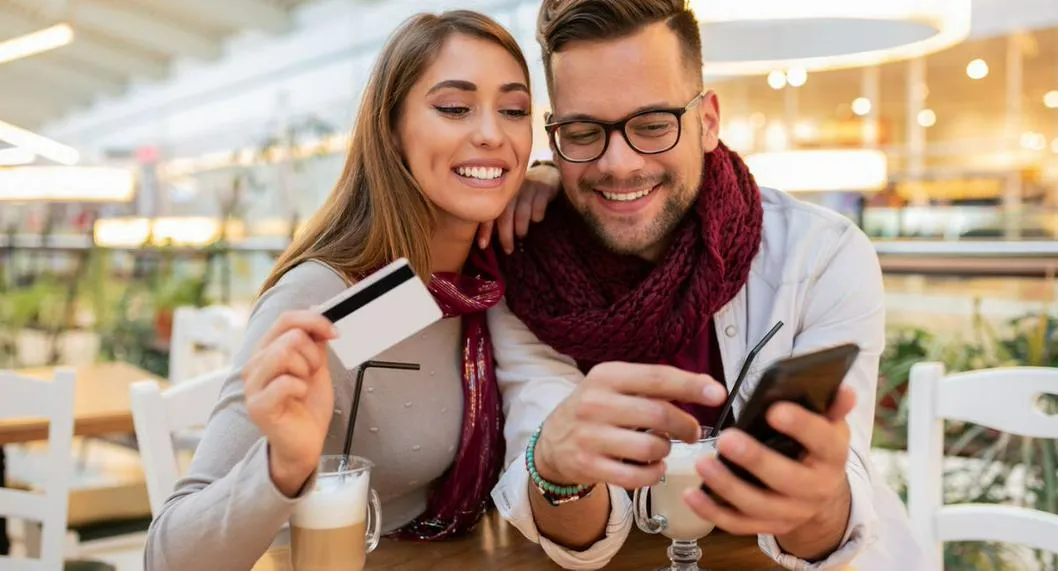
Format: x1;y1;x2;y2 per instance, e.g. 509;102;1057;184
525;425;595;506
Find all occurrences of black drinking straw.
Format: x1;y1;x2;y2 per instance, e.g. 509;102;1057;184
343;360;421;457
708;321;784;439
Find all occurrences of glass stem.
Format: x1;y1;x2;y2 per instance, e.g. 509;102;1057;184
667;539;702;570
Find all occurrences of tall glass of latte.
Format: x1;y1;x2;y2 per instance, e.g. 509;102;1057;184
633;428;718;571
290;455;381;571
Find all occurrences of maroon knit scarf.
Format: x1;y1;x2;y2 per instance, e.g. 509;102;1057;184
394;246;505;541
503;143;763;369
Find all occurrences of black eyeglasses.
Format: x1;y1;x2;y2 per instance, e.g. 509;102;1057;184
544;92;704;164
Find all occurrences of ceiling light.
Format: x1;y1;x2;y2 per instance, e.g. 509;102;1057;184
793;121;818;140
0;23;74;66
767;70;787;90
852;97;872;116
1020;132;1047;151
786;67;808;87
966;58;988;79
0;147;35;166
93;217;244;248
0;120;79;165
1044;90;1058;109
690;0;971;75
745;149;888;192
0;167;134;202
917;109;937;128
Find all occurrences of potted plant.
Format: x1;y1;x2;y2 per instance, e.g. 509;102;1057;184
151;274;210;345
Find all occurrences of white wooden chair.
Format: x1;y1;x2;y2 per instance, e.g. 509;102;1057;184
908;363;1058;570
0;369;75;571
168;306;245;384
129;369;228;517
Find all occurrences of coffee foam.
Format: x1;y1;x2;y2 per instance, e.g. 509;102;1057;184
665;441;716;475
291;472;369;530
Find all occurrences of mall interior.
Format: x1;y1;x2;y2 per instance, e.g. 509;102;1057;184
0;0;1056;570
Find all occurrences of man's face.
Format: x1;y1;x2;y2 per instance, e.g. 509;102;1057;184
548;22;720;261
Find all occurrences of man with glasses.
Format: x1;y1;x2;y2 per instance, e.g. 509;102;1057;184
485;0;920;569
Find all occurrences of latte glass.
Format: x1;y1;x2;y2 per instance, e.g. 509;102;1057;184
289;455;381;571
633;429;718;571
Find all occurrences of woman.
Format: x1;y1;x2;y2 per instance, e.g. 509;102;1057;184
144;11;533;570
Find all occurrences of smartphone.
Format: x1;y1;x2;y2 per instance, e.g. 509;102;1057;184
702;343;860;495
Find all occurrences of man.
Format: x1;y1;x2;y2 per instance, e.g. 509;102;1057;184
485;1;922;569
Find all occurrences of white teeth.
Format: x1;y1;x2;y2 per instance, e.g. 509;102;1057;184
601;187;653;202
456;166;503;180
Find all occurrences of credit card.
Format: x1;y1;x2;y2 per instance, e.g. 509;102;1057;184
314;258;443;370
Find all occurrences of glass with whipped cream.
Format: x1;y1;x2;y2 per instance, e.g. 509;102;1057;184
289;455;381;571
633;429;718;571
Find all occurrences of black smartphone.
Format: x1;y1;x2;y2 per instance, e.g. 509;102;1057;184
702;342;860;496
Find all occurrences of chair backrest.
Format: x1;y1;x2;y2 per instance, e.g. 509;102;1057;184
0;369;76;571
908;362;1058;569
169;305;244;383
130;369;228;517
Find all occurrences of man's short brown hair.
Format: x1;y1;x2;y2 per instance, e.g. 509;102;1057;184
537;0;704;94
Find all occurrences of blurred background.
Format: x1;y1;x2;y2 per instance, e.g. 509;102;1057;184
0;1;1056;570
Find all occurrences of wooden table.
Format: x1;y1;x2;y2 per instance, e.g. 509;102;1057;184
254;512;779;570
0;362;165;445
0;362;165;555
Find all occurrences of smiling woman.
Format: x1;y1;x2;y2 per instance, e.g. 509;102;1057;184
395;35;532;261
142;10;534;571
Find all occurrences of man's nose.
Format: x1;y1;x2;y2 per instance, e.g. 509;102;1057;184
595;131;646;179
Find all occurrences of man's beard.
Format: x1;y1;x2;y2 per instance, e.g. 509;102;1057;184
575;171;697;258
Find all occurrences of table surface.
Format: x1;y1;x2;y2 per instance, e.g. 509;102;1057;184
253;512;779;570
0;362;165;445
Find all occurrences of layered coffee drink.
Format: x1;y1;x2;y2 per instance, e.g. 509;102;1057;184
290;456;379;571
650;441;717;541
634;430;719;570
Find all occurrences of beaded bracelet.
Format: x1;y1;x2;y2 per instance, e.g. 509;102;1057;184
525;425;595;506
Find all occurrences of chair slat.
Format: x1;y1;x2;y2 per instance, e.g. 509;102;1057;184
0;488;47;521
937;504;1058;554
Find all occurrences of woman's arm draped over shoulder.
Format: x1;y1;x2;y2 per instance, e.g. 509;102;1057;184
144;262;349;571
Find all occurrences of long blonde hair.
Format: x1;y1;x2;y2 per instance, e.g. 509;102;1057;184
260;10;529;294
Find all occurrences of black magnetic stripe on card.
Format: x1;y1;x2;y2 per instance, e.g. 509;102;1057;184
321;264;416;323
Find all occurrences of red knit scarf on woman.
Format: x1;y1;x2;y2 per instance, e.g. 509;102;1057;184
503;143;763;370
393;247;506;541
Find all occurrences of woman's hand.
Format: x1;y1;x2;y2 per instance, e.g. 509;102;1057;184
478;162;561;253
242;310;339;497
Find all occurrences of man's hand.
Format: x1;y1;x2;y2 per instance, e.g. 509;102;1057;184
478;162;561;254
534;362;728;491
683;385;858;561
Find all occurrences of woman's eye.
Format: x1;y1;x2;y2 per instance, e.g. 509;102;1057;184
435;106;470;117
502;109;530;118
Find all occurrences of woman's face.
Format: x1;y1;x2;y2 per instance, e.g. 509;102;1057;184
396;33;532;230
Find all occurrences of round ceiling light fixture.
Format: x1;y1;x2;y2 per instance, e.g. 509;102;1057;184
691;0;971;76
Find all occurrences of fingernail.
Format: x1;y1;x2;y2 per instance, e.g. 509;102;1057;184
330;325;340;337
478;238;487;249
703;384;725;402
505;247;513;255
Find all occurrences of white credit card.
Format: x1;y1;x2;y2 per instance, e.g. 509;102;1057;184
313;258;443;370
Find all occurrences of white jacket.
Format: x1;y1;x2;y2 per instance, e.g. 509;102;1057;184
488;187;926;570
